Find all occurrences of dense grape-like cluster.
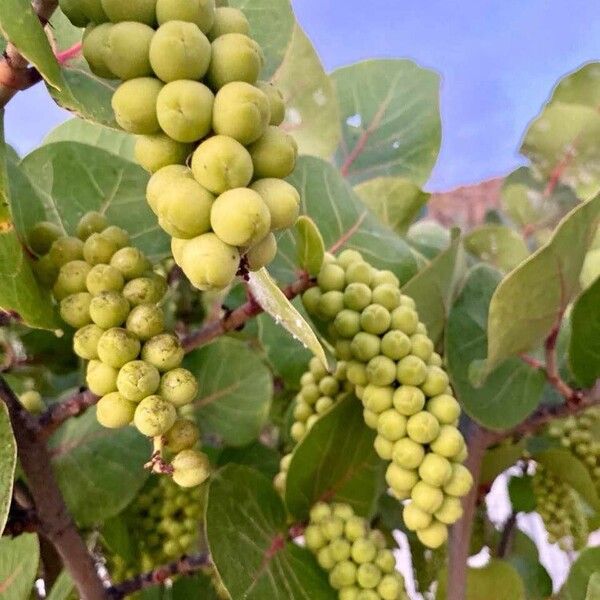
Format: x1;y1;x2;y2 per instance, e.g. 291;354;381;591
302;251;473;548
532;465;588;551
106;476;204;582
28;213;209;487
60;0;300;292
305;502;408;600
274;356;351;494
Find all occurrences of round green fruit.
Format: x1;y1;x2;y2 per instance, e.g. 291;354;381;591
377;574;403;600
350;537;377;564
392;437;425;469
141;333;184;371
257;81;285;125
396;355;428;386
343;282;372;311
60;293;92;328
82;24;114;79
104;22;154;80
100;0;156;24
318;263;346;292
97;327;142;368
390;306;419;335
126;304;165;341
392;385;425;416
434;496;463;524
112;78;163;135
33;255;58;287
86;264;125;295
443;463;473;497
416;519;448;549
430;425;465;459
371;284;401;311
156;0;215;33
89;291;130;329
117;360;161;402
135;134;193;174
146;165;194;214
366;355;396;386
83;233;119;265
73;324;105;360
208;7;250;39
356;563;382;589
159;368;198;407
421;366;450;397
55;260;91;297
345;261;373;285
101;226;130;249
350;332;380;362
171;449;211;487
374;435;394;460
362;385;393;413
134;394;177;436
86;360;118;395
411;481;444;514
96;392;136;429
246;233;277;271
59;0;89;27
406;410;440;444
333;308;361;339
110;247;151;280
330;560;357;588
28;221;63;255
304;524;326;551
164;418;200;452
123;274;168;306
49;237;84;268
76;212;109;241
207;33;263;89
418;453;452;487
385;463;418;492
18;391;44;414
426;394;460;424
247;126;298;179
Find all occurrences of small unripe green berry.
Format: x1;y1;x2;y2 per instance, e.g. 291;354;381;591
304;524;326;551
309;501;331;523
366;356;396;386
435;496;463;524
375;549;396;574
109;247;151;281
426;394;460;424
330;560;357;589
134;394;177;436
301;286;322;315
96;392;136;428
171;449;211;487
334;309;361;338
371;284;401;311
316;291;344;320
59;0;89;27
280;453;292;472
60;293;92;328
363;408;379;429
300;383;319;404
55;260;92;298
385;463;418;492
443;464;473;498
117;360;160;402
390;306;418;335
406;410;440;444
318;263;346;292
321;516;344;541
208;6;250;40
97;327;142;368
374;435;394;460
207;33;263;89
360;304;391;335
346;361;368;386
356;563;382;590
83;233;119;265
317;546;335;570
416;519;448;549
101;226;130;250
336;340;353;361
293;398;312;421
396;355;428;386
331;503;354;521
49;237;84;268
392;437;425;469
135;134;193;174
74;324;105;360
100;0;156;24
350;332;381;362
18;391;44;414
344;516;367;541
123;274;168;306
418;453;452;487
350;537;377;564
337;249;363;268
33;255;58;286
112;78;163;135
82;24;114;79
377;409;407;442
248;126;298;179
104;22;154;81
164;418;200;452
126;304;165;341
421;366;450;397
147;165;194;214
28;222;63;255
76;212;109;241
86;264;125;295
329;538;351;563
159;368;198;407
392;385;425;416
90;291;130;329
256;81;285;125
380;330;411;361
246;233;278;271
315;396;334;414
86;359;118;395
410;333;434;362
156;0;216;33
343;282;372;311
403;500;433;531
430;425;465;459
142;333;184;372
411;481;444;514
345;261;373;285
362;385;393;413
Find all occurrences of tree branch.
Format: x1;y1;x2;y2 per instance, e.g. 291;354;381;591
0;376;108;600
496;512;517;559
37;389;98;438
106;553;211;599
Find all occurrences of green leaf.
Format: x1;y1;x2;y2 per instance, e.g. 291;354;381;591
569;276;600;387
480;442;525;485
271;24;341;159
0;402;16;537
217;442;281;480
171;572;221;599
535;448;600;511
507;556;552;600
585;573;600;600
101;513;136;564
46;571;75;600
0;533;39;600
446;265;546;429
354;177;430;234
550;62;600;110
205;464;336;600
295;216;325;277
487;195;600;369
248;268;327;370
230;0;294;79
43;119;135;161
0;0;62;89
185;338;272;446
285;395;384;520
464;225;530;272
407;220;451;260
561;547;600;600
275;156;418;284
332;59;441;186
402;235;465;344
508;475;537;513
49;406;150;527
17;142;170;261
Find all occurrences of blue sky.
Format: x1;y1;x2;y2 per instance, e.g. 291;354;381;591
5;0;600;190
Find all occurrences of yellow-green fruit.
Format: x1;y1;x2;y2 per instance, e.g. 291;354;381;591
87;360;118;395
59;0;89;27
345;261;373;285
164;418;200;452
356;563;381;589
33;255;58;287
176;232;240;290
100;0;156;25
350;538;377;564
156;0;215;33
83;233;119;266
126;304;165;341
28;221;63;255
393;385;425;416
109;248;151;281
257;81;285;125
403;500;433;530
112;78;163;135
18;391;44;414
247;126;298;179
374;436;394;460
156;80;214;143
104;22;154;80
150;21;211;83
435;496;463;524
210;188;271;247
212;82;270;144
97;328;142;368
146;165;194;214
443;464;473;498
377;410;407;441
141;333;184;371
372;284;401;311
134;394;177;436
362;385;393;413
82;24;114;79
318;263;346;291
89;291;130;328
208;7;249;40
156;178;214;239
123;274;168;305
366;356;396;386
430;425;465;458
344;282;372;311
250;178;300;230
117;360;161;402
331;561;357;588
427;394;460;424
74;324;105;359
191;135;253;194
390;306;418;335
60;293;92;328
350;332;381;362
418;453;452;487
80;0;109;22
347;363;368;388
377;574;404;600
55;260;91;297
406;411;440;444
86;264;124;295
49;237;84;268
392;437;425;469
396;355;428;387
96;392;136;428
171;449;211;487
385;463;418;492
421;366;449;397
160;368;198;406
76;212;109;241
135;134;192;174
207;33;263;89
416;519;448;549
411;481;444;514
102;226;130;249
246;233;277;271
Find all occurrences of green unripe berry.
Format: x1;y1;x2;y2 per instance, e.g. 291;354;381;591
329;538;351;562
18;391;44;414
117;360;160;402
374;435;394;460
355;591;378;600
159;368;198;407
333;310;361;338
402;502;432;532
337;249;363;268
97;327;142;368
315;396;334;414
142;333;184;372
330;560;357;588
33;255;58;287
171;449;211;487
344;516;367;541
74;324;104;360
378;574;403;600
123;274;168;306
246;233;278;271
321;516;344;541
109;247;151;281
309;501;331;523
411;481;444;514
86;264;124;295
350;332;380;362
360;304;391;335
346;362;367;386
443;464;473;497
100;0;156;23
317;263;346;292
377;409;407;442
418;453;452;487
375;549;396;574
392;385;425;416
176;233;240;291
366;355;396;386
362;385;393;413
363;408;379;429
356;563;381;589
147;165;194;214
385;463;418;492
90;291;130;329
331;503;353;521
379;330;410;361
55;260;92;297
76;212;108;241
421;366;449;397
406;410;440;444
82;24;114;79
435;496;463;524
105;22;154;81
126;304;165;341
257;81;285;125
410;333;434;362
164;418;200;452
28;221;63;255
317;546;335;570
426;394;460;424
86;359;118;395
135;134;192;174
390;306;418;335
343;283;372;311
304;524;326;551
59;0;89;27
336;340;353;360
96;392;136;429
191;135;253;195
101;226;130;249
319;375;340;397
49;236;84;268
112;78;163;135
83;233;119;265
208;7;250;40
373;271;400;289
397;355;427;386
316;291;344;320
302;286;322;314
371;284;401;310
134;394;177;436
60;293;92;328
80;0;109;22
346;262;373;287
416;519;448;549
251;179;300;232
350;537;377;564
293;400;312;422
247;126;297;179
156;0;216;33
207;33;263;89
392;437;425;469
430;425;465;459
300;383;319;404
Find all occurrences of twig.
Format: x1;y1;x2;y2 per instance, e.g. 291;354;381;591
106;553;211;599
497;512;517;558
37;389;98;438
3;506;39;536
544;322;578;403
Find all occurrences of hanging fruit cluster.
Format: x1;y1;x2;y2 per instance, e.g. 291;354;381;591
28;212;209;488
302;251;473;549
60;0;300;292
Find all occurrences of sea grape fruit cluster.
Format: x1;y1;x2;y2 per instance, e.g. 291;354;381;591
274;356;351;494
60;0;300;291
302;251;473;548
28;212;209;487
532;465;588;551
305;502;408;600
105;476;204;582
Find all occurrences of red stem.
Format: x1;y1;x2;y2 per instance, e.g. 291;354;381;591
56;42;82;64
